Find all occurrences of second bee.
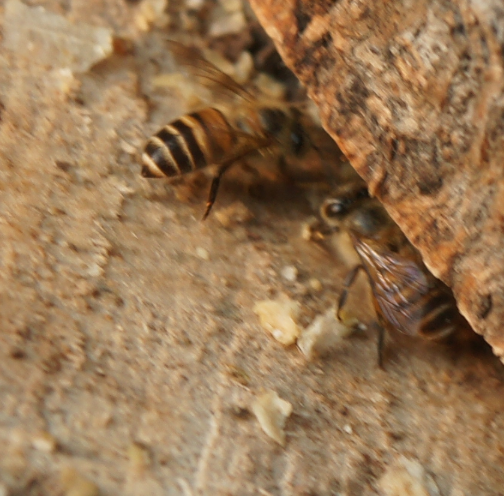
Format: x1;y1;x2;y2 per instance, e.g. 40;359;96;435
141;42;308;219
312;175;470;367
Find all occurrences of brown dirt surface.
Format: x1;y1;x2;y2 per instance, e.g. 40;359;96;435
248;0;504;364
0;1;504;495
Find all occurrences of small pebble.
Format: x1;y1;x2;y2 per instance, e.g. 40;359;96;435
196;247;209;260
209;11;246;37
308;278;322;292
343;424;353;434
280;265;298;282
32;431;57;453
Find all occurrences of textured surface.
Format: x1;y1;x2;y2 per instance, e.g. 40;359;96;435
1;1;504;495
248;0;504;360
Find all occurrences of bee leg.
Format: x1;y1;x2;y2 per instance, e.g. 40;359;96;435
202;175;222;220
202;162;235;220
337;265;365;321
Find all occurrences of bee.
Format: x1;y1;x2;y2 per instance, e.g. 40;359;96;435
141;41;309;219
314;177;469;367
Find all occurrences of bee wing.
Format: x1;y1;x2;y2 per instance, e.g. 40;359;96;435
166;40;255;105
352;235;431;336
375;257;430;335
187;112;273;164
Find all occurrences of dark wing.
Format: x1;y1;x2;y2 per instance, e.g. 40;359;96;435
352;235;431;336
166;40;255;105
374;254;430;335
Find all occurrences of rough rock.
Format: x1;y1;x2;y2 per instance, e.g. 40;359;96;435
248;0;504;361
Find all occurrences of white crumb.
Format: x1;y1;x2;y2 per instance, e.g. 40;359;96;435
253;295;301;346
298;307;353;360
251;390;293;446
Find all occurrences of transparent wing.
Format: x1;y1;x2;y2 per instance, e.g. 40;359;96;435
166;40;255;105
374;256;429;335
352;235;431;335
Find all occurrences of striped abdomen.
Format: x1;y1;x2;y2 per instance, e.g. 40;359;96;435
141;108;237;178
352;235;460;341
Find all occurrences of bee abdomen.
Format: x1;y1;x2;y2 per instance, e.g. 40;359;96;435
417;288;460;340
141;108;235;178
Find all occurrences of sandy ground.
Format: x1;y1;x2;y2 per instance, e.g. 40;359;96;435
0;1;504;495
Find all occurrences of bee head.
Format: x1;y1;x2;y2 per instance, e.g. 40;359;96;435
258;107;308;156
258;107;288;138
320;186;369;226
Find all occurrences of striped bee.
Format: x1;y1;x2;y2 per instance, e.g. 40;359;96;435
314;178;469;367
141;42;309;219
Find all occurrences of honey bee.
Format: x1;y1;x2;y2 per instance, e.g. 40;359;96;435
141;41;309;219
314;176;469;367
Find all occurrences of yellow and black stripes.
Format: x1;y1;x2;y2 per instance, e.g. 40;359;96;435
415;288;460;340
141;108;237;178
